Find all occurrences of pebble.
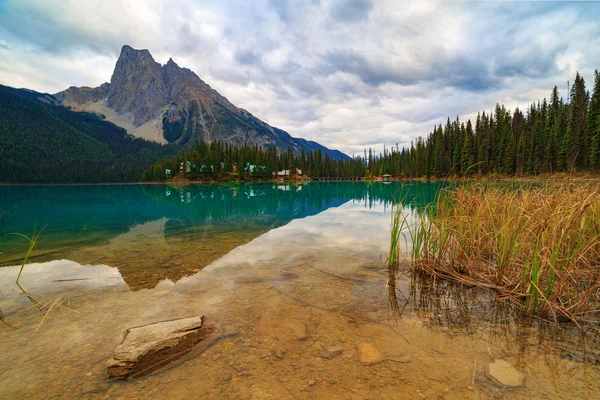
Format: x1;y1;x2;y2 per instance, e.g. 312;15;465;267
357;343;385;366
273;349;286;359
319;345;344;359
487;359;526;387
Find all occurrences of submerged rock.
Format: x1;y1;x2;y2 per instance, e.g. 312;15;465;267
255;316;309;341
285;320;310;341
107;315;216;380
357;343;384;365
319;345;344;359
273;349;286;359
486;359;526;387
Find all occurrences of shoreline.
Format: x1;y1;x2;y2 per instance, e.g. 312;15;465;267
2;172;600;186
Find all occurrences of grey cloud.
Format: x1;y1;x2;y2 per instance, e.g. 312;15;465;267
329;0;373;22
235;49;262;65
268;0;293;22
321;50;416;86
493;44;568;79
286;73;324;97
321;49;499;92
0;3;124;55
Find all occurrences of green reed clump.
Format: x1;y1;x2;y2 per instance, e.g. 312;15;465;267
393;182;600;323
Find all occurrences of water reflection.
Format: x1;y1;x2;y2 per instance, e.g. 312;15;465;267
1;182;442;290
388;265;600;368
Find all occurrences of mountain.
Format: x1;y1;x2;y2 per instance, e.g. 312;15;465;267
0;84;176;183
55;45;348;160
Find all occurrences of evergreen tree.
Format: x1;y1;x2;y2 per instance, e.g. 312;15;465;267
588;70;600;170
565;73;588;170
544;87;560;172
460;120;473;175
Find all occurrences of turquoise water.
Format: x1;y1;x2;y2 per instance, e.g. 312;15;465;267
1;182;599;399
0;182;440;269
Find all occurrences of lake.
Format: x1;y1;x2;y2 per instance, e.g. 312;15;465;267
0;182;598;399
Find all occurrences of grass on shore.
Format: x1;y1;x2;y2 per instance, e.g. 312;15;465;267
390;181;600;323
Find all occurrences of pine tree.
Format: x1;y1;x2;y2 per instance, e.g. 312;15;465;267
544;87;560;172
460;120;473;175
565;72;588;170
588;70;600;170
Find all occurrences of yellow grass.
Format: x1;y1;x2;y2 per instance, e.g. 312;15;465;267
393;181;600;323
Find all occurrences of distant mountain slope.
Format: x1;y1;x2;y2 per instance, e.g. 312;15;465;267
55;45;348;160
0;85;176;183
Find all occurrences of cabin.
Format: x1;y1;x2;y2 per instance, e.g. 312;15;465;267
179;161;191;174
273;168;303;179
382;174;392;182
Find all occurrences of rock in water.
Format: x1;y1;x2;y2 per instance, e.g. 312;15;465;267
487;359;526;387
107;315;216;380
357;343;384;365
320;345;344;359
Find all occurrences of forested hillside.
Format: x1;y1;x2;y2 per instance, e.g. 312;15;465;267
0;86;177;183
144;70;600;180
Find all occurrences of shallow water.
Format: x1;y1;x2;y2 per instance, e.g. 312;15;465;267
0;182;598;399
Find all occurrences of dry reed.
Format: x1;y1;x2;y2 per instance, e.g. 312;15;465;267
394;181;600;323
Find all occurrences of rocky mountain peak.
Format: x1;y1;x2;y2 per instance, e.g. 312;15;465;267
111;45;158;82
118;45;154;61
54;45;348;160
107;45;168;125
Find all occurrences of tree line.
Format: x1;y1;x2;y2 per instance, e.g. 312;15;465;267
144;70;600;181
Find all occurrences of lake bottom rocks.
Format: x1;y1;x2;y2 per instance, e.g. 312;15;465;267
486;359;526;387
320;345;344;359
107;315;216;380
357;343;384;365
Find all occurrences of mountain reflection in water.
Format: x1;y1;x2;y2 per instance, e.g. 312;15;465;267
0;182;441;289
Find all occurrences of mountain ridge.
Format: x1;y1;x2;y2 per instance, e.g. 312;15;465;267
55;45;348;160
0;84;176;183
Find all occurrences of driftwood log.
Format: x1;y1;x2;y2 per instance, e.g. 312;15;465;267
107;315;217;380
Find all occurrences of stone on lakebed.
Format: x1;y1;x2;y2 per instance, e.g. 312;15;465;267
357;343;385;365
107;315;216;380
486;359;526;387
319;345;344;359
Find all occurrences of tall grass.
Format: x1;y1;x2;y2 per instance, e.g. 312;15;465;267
391;181;600;323
1;227;44;286
388;202;410;271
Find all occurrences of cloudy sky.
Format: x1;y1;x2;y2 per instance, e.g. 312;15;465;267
1;0;599;156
